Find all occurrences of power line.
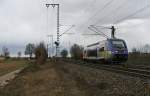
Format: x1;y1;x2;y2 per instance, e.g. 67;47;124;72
82;33;101;36
78;0;115;30
72;0;98;27
83;0;98;13
58;0;97;38
85;0;115;24
91;25;109;38
116;19;150;30
94;0;128;25
92;25;111;29
88;25;109;38
59;25;75;37
114;4;150;24
77;0;116;36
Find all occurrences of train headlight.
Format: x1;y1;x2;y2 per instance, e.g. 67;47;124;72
111;51;115;54
112;51;118;54
115;51;118;53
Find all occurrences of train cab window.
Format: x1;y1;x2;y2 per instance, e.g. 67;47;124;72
112;40;125;49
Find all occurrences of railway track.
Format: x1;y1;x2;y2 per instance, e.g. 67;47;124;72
62;59;150;80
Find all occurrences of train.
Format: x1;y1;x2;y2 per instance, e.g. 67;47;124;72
83;38;128;63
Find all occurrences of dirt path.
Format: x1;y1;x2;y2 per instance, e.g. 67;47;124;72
0;68;24;87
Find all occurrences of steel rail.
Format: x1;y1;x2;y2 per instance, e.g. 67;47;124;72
62;59;150;80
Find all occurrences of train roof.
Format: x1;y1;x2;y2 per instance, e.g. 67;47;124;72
108;38;124;41
87;40;106;47
86;38;125;47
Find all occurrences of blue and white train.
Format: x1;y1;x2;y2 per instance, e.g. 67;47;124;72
83;38;128;63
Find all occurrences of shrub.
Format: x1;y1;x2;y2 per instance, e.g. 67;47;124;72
61;49;68;58
70;44;83;60
34;42;48;65
25;43;35;59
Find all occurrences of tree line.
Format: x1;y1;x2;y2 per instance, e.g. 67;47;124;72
25;43;83;62
132;44;150;53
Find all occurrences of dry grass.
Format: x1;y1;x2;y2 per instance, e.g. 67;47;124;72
0;62;60;96
0;61;96;96
0;60;149;96
0;59;28;76
126;53;150;66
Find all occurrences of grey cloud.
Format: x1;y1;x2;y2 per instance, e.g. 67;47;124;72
0;0;150;56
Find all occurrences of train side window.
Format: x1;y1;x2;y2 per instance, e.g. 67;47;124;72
105;42;108;50
99;47;104;51
84;50;86;54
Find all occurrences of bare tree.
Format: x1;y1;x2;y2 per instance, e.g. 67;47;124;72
70;44;83;60
61;49;68;58
18;51;21;58
2;47;10;59
34;42;48;64
143;44;150;53
132;47;137;53
25;43;35;59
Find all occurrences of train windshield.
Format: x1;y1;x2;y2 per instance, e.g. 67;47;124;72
112;40;125;49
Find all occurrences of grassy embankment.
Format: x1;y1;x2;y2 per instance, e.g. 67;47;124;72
126;53;150;66
0;58;29;76
0;61;61;96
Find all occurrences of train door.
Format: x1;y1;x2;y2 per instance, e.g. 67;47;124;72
83;49;87;59
96;47;99;58
97;43;101;59
99;46;105;59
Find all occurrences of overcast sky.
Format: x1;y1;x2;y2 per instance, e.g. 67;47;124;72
0;0;150;56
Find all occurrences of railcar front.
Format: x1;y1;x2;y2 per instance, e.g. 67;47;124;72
107;39;128;63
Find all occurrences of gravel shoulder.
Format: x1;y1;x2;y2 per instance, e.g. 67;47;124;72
58;61;150;96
